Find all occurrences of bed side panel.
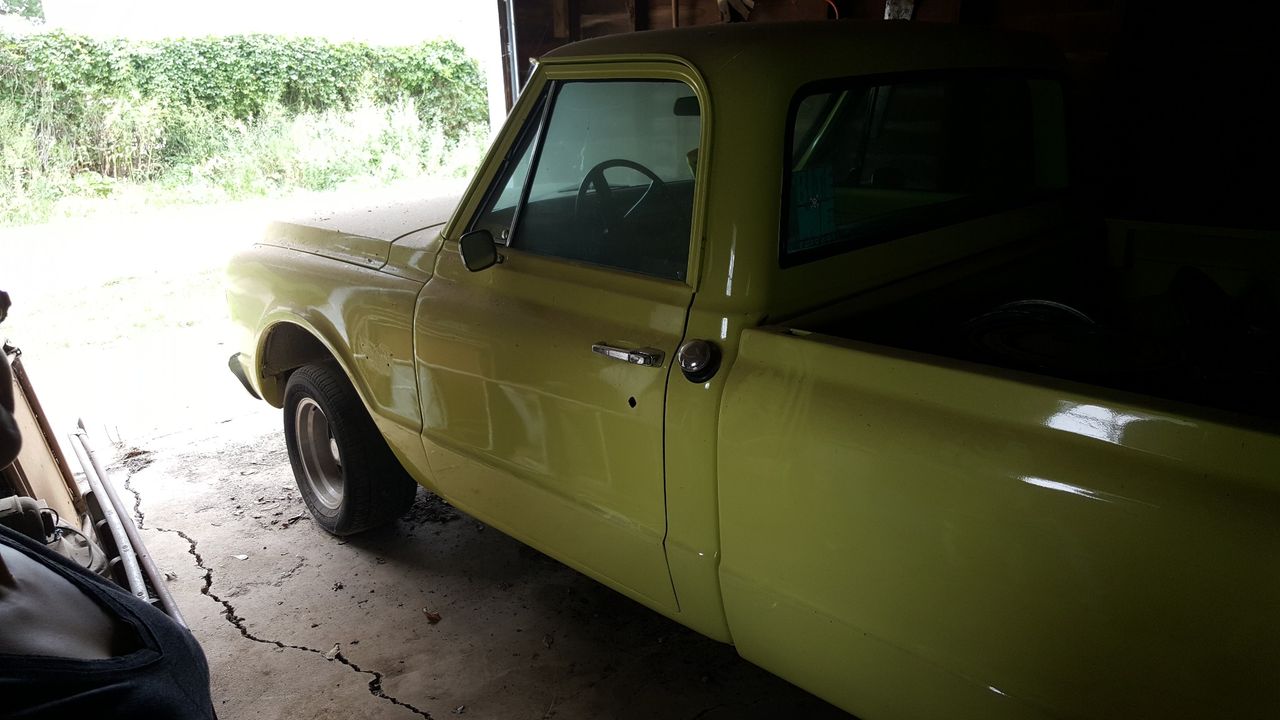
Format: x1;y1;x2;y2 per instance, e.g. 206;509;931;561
717;327;1280;720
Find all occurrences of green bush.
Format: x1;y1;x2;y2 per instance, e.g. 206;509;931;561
0;31;487;225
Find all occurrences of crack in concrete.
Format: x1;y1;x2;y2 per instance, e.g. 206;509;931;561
123;468;432;718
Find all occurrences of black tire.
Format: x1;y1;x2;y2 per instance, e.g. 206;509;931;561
282;362;416;536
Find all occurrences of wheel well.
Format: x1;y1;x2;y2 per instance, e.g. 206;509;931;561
258;323;336;406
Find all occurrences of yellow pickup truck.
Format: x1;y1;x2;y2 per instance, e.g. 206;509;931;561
227;21;1280;720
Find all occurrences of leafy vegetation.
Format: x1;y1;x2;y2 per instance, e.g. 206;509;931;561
0;0;43;21
0;31;487;225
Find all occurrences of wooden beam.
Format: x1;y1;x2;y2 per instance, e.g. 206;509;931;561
553;0;570;39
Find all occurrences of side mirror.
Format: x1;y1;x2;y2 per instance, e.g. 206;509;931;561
459;229;503;272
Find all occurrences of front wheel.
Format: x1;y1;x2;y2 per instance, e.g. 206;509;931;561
283;363;416;535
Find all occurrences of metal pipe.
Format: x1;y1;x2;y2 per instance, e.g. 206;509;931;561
67;438;112;552
69;431;148;602
505;0;520;104
74;425;186;626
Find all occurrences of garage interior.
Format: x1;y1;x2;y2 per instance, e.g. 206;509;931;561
2;1;1276;719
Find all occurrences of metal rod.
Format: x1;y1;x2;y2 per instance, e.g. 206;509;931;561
74;424;186;626
69;431;149;602
505;0;520;104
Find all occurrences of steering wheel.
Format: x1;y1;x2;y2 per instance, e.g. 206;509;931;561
574;159;670;232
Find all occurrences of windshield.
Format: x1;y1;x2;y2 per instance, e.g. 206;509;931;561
783;74;1067;264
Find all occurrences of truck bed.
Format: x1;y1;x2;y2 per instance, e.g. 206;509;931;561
796;220;1280;422
717;322;1280;719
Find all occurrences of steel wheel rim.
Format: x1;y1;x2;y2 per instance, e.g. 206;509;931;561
295;397;343;511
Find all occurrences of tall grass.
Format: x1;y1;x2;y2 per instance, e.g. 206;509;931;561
0;96;485;224
0;32;488;226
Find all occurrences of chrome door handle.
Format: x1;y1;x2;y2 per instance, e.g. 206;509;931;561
592;343;665;368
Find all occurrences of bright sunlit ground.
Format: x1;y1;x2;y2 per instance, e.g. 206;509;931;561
1;176;467;447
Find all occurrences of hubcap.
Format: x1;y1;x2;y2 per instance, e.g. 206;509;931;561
294;397;344;511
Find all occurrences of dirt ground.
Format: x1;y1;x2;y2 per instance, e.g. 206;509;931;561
1;189;851;719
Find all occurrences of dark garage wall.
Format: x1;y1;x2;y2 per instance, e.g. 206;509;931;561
496;0;1125;98
495;0;1277;230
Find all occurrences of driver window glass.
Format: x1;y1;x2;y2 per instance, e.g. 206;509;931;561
470;95;541;243
513;80;700;281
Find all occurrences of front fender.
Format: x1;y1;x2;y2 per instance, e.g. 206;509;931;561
227;245;431;481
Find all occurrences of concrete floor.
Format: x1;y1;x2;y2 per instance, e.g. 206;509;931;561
119;408;851;720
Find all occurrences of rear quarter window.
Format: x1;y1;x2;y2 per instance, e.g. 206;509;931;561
782;73;1067;267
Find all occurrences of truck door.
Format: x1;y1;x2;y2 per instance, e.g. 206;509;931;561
414;70;704;613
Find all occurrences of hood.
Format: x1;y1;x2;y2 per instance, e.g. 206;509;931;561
260;192;462;269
